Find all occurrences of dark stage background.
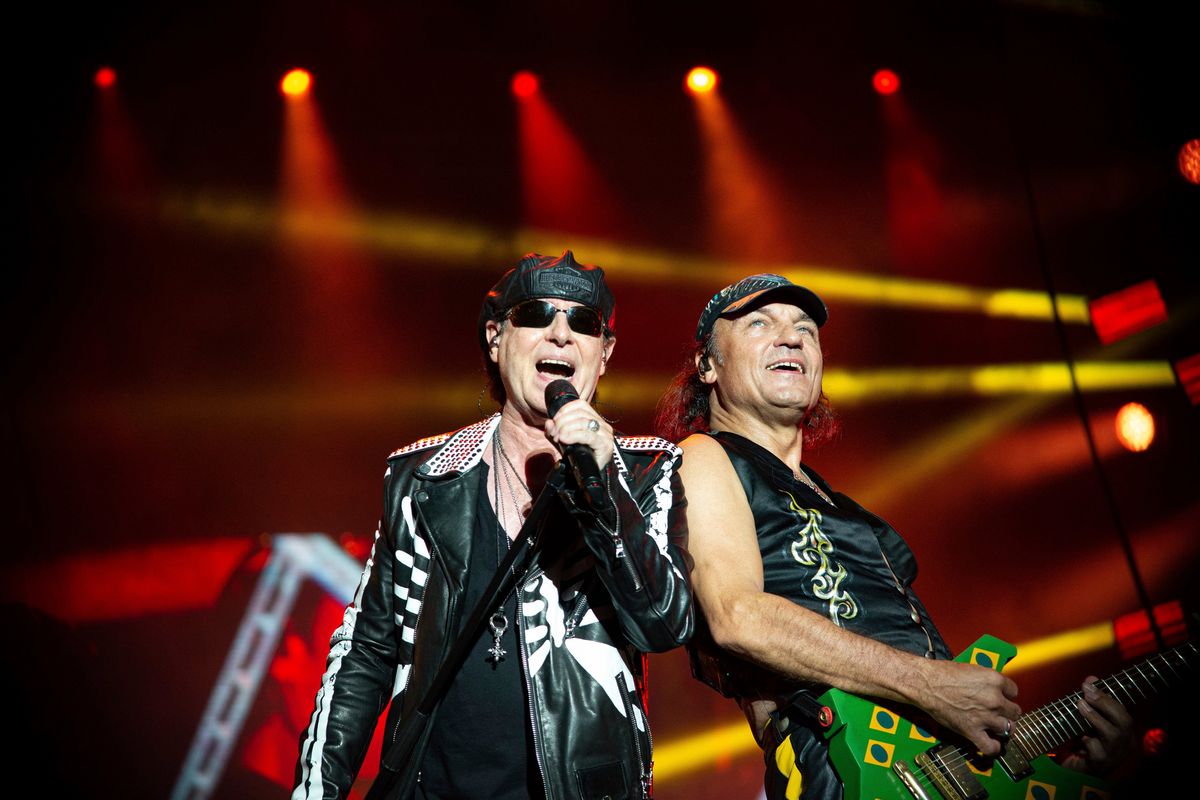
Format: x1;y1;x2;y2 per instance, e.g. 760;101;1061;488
8;2;1198;798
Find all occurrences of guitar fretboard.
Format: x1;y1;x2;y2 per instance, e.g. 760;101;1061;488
1009;641;1197;760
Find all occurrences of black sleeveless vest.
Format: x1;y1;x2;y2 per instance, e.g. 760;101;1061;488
691;431;950;701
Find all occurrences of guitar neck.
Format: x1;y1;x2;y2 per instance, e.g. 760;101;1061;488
1010;641;1197;759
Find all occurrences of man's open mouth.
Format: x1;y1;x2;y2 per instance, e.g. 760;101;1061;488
537;359;576;378
766;361;806;374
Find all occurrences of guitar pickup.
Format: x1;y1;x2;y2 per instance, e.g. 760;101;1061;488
997;740;1033;781
914;745;987;800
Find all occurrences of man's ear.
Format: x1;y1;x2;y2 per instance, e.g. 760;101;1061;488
485;320;502;364
695;351;716;384
599;336;616;376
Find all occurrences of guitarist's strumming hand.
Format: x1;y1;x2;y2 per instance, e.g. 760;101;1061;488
915;658;1021;757
1060;676;1134;775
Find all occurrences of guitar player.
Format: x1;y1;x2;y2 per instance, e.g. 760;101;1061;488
655;274;1134;799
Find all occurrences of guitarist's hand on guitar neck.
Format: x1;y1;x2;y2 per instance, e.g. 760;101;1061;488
912;657;1021;757
1059;675;1134;775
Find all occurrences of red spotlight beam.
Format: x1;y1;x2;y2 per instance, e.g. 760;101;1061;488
94;66;117;89
516;87;626;237
1089;280;1169;345
511;70;540;99
873;68;901;95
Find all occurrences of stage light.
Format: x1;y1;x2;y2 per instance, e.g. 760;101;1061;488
1175;352;1200;405
1089;279;1168;344
94;66;117;89
1113;600;1186;660
873;68;900;95
1115;402;1154;452
280;68;312;97
1179;138;1200;185
1143;728;1167;757
511;70;540;99
685;66;718;95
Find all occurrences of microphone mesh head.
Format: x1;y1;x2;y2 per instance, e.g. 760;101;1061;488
544;379;579;417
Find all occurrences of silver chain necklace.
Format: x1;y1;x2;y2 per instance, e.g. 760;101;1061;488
485;429;530;664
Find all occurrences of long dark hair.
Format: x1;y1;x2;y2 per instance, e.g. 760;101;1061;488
653;337;840;447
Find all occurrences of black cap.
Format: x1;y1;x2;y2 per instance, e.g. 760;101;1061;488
478;251;615;351
695;273;828;342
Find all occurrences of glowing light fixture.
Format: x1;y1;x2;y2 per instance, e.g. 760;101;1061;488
1175;352;1200;405
1115;402;1154;452
280;68;312;97
511;70;540;99
94;66;117;89
1179;138;1200;185
1089;280;1168;344
685;66;718;95
1113;600;1186;660
873;68;900;95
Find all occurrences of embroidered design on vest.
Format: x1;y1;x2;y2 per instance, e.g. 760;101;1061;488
784;491;859;625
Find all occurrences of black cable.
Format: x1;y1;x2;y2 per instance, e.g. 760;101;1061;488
998;9;1164;651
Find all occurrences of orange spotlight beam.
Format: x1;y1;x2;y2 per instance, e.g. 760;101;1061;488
1179;138;1200;185
1115;402;1155;452
691;82;795;259
280;72;390;379
685;66;718;95
280;68;312;97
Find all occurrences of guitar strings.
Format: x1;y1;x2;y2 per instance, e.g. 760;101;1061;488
897;643;1197;790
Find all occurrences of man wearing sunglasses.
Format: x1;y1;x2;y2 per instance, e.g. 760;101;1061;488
294;251;693;800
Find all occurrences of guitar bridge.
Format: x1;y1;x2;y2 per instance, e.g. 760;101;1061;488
913;745;987;800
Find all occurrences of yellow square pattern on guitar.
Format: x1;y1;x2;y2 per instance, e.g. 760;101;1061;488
908;724;937;742
868;706;899;734
1024;780;1056;799
969;647;1002;671
862;740;895;768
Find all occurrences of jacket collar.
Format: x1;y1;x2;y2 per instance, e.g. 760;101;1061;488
418;412;636;485
418;414;500;479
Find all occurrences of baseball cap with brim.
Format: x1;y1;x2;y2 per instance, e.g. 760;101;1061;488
696;273;828;342
478;250;615;352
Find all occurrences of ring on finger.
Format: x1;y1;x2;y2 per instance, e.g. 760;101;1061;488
586;419;600;433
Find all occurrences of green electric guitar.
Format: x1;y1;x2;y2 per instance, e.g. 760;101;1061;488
819;636;1197;800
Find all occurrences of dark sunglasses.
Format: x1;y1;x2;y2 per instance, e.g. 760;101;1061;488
506;300;605;337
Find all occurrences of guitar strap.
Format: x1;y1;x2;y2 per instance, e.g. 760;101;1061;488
778;686;832;728
762;699;844;800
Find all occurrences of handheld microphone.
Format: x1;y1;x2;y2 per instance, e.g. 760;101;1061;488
544;379;607;510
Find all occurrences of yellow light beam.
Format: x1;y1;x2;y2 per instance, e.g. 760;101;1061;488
61;361;1176;429
652;720;759;783
1004;621;1115;674
605;361;1176;409
154;191;1091;323
652;619;1118;783
852;302;1195;511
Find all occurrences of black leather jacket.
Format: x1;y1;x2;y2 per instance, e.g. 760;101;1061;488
293;415;693;800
